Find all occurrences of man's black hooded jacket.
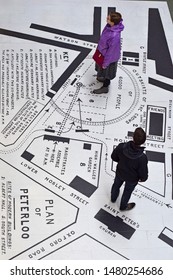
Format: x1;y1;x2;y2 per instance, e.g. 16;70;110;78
111;141;148;183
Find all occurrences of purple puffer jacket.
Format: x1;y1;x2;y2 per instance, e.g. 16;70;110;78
97;20;124;68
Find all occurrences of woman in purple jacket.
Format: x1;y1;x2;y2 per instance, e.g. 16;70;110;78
93;12;124;94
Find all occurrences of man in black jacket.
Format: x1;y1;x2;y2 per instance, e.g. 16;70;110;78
111;127;148;211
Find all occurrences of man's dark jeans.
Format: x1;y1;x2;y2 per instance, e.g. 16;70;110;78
111;175;137;210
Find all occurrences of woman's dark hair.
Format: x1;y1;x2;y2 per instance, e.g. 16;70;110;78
133;127;146;146
110;12;122;25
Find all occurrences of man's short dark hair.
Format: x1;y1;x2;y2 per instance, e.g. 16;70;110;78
133;127;146;146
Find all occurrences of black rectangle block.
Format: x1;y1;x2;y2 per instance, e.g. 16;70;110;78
95;208;136;239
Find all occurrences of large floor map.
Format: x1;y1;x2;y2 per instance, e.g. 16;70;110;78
0;0;173;260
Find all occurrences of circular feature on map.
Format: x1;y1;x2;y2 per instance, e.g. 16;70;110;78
53;65;141;126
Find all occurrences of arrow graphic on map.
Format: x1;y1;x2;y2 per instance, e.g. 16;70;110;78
77;98;83;129
165;204;173;208
62;122;75;133
53;142;58;151
75;99;89;132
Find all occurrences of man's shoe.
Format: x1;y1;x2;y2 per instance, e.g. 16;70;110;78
97;77;105;82
93;87;108;94
120;202;136;211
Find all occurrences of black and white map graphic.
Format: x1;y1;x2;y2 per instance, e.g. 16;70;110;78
0;0;173;260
